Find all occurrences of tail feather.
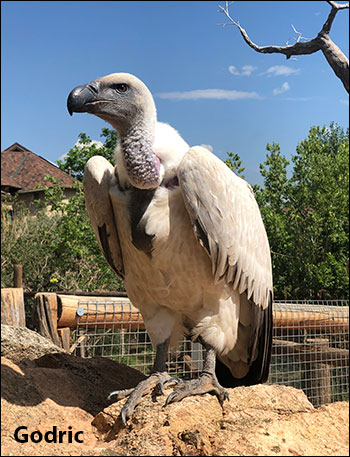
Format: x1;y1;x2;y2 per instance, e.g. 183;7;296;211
215;292;273;388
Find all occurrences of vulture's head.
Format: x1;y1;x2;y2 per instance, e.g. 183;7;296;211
67;73;156;134
67;73;161;189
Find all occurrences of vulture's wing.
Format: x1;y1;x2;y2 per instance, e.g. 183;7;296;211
178;146;272;309
84;156;124;279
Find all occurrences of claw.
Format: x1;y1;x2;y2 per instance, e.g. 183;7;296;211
108;387;134;401
163;372;230;408
108;372;180;425
121;406;128;426
108;391;119;401
164;376;182;386
155;381;165;396
152;375;181;400
157;376;181;396
164;390;179;407
218;389;230;407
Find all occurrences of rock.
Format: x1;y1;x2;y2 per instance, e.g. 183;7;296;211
1;324;65;363
94;384;349;456
1;353;146;456
1;348;349;456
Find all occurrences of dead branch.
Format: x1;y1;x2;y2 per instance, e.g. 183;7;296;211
219;1;349;93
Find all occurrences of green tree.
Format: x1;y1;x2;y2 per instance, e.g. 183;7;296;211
224;151;245;178
57;128;117;180
253;143;293;297
1;178;124;293
253;123;349;299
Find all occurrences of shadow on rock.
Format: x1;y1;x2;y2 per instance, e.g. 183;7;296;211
1;352;146;416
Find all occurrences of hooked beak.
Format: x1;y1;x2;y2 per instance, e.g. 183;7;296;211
67;81;99;116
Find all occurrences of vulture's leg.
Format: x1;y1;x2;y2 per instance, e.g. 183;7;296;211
165;342;230;407
108;338;179;424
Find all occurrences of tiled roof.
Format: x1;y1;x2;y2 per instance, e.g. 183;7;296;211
1;142;77;192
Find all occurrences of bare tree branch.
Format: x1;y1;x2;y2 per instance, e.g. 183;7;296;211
219;2;322;58
219;1;349;93
321;1;349;34
290;24;311;43
326;1;349;10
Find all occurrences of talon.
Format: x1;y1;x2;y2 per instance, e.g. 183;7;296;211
108;387;134;402
162;370;230;408
164;391;178;406
108;391;117;401
155;382;165;396
163;376;181;387
218;389;230;407
109;371;179;423
121;406;128;426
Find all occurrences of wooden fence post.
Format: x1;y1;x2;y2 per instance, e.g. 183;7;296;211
32;293;60;347
57;327;71;351
303;338;332;407
13;264;23;288
1;288;26;327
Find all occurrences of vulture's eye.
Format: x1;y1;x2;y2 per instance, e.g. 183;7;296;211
115;84;129;94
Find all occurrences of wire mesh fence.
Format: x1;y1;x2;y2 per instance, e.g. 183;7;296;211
71;298;205;378
270;300;349;407
70;298;349;407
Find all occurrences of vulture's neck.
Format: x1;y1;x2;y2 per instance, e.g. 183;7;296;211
116;116;160;190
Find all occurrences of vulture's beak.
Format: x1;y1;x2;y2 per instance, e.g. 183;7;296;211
67;81;99;116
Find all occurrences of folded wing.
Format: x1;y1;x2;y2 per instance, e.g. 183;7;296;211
83;156;124;279
178;146;272;309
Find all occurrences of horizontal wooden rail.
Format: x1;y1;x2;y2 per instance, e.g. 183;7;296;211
30;292;349;352
273;309;348;331
57;296;349;332
57;295;143;330
273;338;349;367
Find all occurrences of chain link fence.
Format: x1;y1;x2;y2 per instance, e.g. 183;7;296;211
69;298;349;407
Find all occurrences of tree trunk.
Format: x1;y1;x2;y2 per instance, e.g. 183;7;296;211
319;35;350;93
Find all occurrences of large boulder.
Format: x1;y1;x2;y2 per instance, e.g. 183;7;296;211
1;324;65;363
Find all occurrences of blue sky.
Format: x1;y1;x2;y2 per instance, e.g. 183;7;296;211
2;1;349;185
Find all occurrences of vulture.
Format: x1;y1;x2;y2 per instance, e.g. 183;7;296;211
67;73;273;424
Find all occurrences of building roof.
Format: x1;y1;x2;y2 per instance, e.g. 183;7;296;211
1;142;77;192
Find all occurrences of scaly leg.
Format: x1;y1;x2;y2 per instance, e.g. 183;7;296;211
165;343;230;407
108;339;179;424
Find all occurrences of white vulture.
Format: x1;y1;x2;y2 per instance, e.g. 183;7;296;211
67;73;273;424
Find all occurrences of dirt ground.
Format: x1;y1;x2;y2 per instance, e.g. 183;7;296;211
1;350;349;456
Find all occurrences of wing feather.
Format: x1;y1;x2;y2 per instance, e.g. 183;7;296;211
178;146;272;308
83;156;124;279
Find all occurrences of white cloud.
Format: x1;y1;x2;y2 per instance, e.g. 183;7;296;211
157;89;263;101
228;65;239;75
228;65;257;76
340;98;349;106
262;65;300;77
273;82;290;95
199;144;214;152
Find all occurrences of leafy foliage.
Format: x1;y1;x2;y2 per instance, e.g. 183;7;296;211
253;123;349;299
224;151;245;178
1;178;124;292
57;128;117;181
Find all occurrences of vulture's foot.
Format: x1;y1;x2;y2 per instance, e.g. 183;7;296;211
164;371;230;407
108;371;179;425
